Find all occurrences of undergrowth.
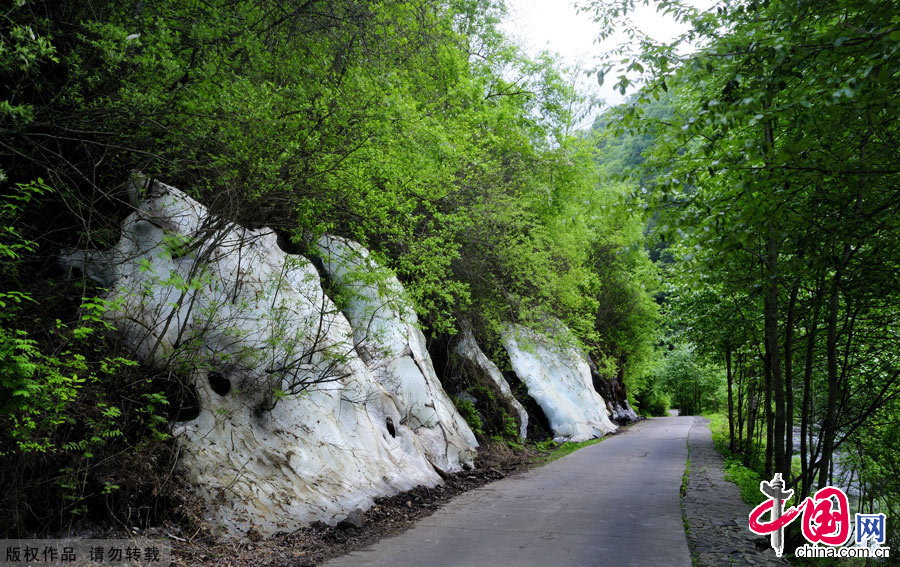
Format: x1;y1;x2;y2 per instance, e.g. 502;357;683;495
704;413;769;507
530;436;606;465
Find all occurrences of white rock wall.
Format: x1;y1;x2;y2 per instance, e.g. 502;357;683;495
501;324;617;442
60;178;448;537
314;235;478;473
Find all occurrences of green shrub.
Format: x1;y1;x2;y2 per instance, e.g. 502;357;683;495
636;383;670;417
452;396;483;437
0;181;181;535
723;460;766;507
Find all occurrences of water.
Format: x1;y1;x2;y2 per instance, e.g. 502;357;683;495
791;426;859;498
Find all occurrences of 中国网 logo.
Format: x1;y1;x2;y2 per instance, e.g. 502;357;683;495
748;473;891;559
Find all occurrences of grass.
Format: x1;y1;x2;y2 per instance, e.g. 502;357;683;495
703;412;771;507
702;413;833;567
723;460;767;506
529;436;606;465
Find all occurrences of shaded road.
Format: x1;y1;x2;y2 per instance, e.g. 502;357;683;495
323;416;693;567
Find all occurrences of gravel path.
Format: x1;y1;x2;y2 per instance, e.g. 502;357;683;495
683;417;790;566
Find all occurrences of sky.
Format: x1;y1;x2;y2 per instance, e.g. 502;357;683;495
498;0;715;125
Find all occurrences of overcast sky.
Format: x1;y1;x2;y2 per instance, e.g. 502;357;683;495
498;0;715;125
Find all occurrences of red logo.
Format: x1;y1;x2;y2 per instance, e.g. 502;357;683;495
749;475;852;556
749;497;800;534
799;487;850;545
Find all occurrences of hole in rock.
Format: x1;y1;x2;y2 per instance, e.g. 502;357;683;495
172;383;201;422
208;371;231;396
65;263;84;279
146;368;201;422
425;333;456;387
385;417;396;438
275;231;296;254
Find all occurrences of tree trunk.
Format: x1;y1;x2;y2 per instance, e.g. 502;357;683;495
817;245;850;489
736;352;745;452
745;372;758;468
726;346;735;452
784;282;799;479
766;227;785;478
764;357;774;478
799;283;822;501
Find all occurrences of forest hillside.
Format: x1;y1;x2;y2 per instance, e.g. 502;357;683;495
1;0;658;538
3;0;900;558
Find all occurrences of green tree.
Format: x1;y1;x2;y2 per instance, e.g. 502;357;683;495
584;0;900;502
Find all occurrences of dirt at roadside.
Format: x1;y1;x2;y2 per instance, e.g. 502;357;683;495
169;442;534;567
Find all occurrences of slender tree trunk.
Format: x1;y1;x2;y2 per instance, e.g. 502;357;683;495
756;396;765;468
829;456;835;487
736;352;745;452
784;282;798;479
818;245;850;489
763;346;775;478
799;284;822;501
765;371;774;476
766;226;785;478
726;346;735;452
808;391;818;495
745;372;759;468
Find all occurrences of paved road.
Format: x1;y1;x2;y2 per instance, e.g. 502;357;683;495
323;417;694;567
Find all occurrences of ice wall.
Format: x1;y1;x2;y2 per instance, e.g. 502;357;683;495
501;324;617;442
59;177;474;537
314;235;477;473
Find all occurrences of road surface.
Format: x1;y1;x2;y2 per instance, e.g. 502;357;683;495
323;416;693;567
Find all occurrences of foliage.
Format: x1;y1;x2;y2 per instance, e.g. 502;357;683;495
839;401;900;549
588;100;667;411
449;373;522;447
1;0;660;351
452;395;484;437
0;179;183;535
0;0;668;533
634;382;670;417
585;0;900;517
656;343;724;416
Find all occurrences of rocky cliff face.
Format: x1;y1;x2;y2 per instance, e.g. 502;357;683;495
588;358;639;424
501;324;618;442
59;177;472;537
